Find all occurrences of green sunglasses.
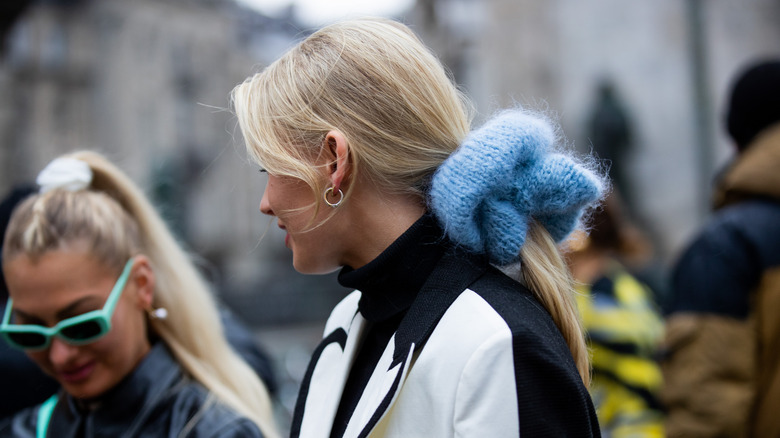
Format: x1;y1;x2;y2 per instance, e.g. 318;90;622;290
0;258;135;351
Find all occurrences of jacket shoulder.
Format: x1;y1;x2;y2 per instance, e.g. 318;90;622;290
671;200;780;317
0;404;38;438
149;378;264;437
445;267;599;436
467;266;561;335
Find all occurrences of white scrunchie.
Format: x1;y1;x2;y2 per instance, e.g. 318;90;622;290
36;157;93;193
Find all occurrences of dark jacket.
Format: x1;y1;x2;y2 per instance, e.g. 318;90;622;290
292;215;599;438
0;342;263;438
0;304;276;421
663;124;780;437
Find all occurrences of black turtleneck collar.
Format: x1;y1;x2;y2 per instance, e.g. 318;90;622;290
337;214;449;322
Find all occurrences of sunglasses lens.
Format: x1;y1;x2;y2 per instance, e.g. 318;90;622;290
61;320;104;342
7;331;47;349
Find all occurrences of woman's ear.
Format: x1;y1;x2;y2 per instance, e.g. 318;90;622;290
324;130;351;192
130;255;155;310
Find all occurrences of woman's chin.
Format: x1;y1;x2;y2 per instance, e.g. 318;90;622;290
292;258;340;275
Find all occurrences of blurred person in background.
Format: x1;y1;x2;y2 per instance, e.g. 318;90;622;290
233;18;605;438
567;193;665;437
662;59;780;437
0;186;279;422
0;185;59;420
0;151;277;437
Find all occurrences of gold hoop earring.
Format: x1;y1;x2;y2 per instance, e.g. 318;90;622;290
324;187;344;208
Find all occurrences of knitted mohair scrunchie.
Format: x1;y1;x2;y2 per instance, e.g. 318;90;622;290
430;109;605;266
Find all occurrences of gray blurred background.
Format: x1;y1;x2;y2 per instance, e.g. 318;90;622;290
0;0;778;431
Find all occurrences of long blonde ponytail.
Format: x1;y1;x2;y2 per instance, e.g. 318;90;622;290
36;151;278;437
520;221;590;386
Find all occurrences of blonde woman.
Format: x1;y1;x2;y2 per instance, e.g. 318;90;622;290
0;152;277;437
233;18;604;438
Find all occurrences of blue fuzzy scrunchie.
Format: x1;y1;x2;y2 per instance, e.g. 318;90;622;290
430;109;605;266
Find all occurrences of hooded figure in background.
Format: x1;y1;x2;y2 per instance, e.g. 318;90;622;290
662;59;780;437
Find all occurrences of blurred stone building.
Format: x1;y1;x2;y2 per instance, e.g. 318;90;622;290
0;0;347;326
3;0;779;321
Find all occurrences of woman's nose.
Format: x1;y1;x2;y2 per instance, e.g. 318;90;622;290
48;337;79;367
259;185;273;216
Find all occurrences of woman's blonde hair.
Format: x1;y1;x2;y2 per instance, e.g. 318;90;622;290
521;222;590;385
232;18;590;385
233;18;471;211
2;151;278;436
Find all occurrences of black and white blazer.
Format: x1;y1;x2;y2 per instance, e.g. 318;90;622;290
291;251;600;438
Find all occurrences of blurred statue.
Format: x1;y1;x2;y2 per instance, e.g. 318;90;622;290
588;80;634;207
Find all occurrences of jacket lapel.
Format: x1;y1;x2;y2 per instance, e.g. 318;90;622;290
349;249;489;437
293;312;368;438
344;342;415;438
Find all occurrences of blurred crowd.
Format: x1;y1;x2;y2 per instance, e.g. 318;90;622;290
568;58;780;437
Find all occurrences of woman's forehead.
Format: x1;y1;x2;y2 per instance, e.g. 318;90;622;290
4;250;116;317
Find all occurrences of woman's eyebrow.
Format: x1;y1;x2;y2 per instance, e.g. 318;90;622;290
10;307;44;325
55;296;102;320
12;296;99;325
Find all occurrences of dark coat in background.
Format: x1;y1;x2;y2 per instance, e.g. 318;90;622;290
663;124;780;437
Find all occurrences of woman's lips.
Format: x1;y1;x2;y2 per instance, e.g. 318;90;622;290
58;362;96;383
279;224;289;248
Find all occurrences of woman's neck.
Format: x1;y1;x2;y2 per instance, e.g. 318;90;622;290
337;188;426;270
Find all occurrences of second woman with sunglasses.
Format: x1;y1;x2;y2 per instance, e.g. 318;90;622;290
0;152;278;438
